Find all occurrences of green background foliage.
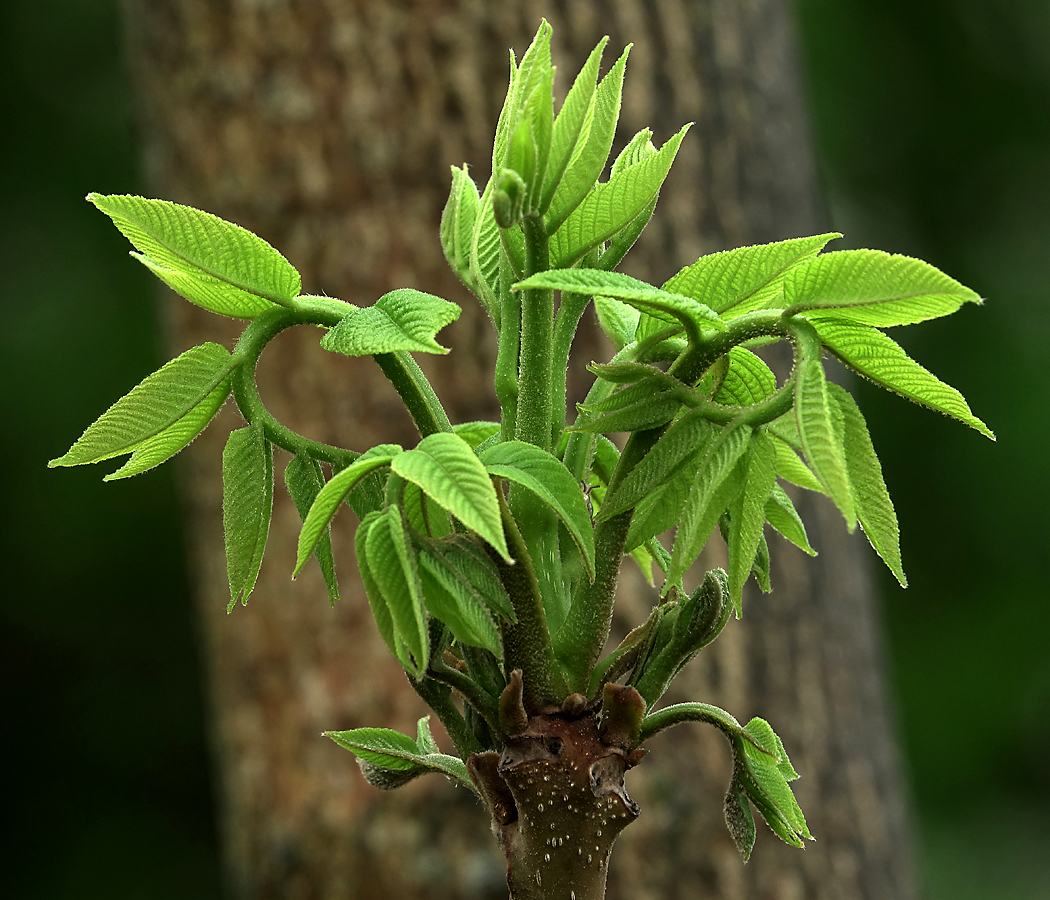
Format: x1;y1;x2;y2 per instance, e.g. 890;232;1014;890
2;1;1047;897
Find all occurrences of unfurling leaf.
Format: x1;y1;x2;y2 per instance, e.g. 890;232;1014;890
88;194;300;317
440;166;481;295
321;289;460;356
734;717;811;848
51;342;236;472
222;424;274;610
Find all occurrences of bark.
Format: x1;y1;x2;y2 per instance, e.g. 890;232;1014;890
122;1;917;898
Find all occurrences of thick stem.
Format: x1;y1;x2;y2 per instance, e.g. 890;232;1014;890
516;215;553;451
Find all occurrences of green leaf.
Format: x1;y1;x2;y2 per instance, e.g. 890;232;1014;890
110;376;231;481
790;319;856;525
284;456;339;604
480;441;596;580
222;425;274;610
355;512;397;656
572;384;684;435
391;433;510;561
737;717;811;846
326;724;477;796
714;347;777;407
601;408;716;519
545;45;629;232
764;483;816;557
724;779;758;862
294;445;402;577
417;550;502;657
88;193;300;317
440;165;481;295
624;460;696;552
770;434;825;494
515;268;724;344
827;384;907;586
51;343;236;470
401;481;453;539
813;319;994;439
726;431;778;613
540;37;607;213
366;506;429;677
783;249;982;326
662;233;840;318
468;180;502;321
668;424;751;585
594;296;641;351
419;534;515;624
453;420;502;450
549;124;690;269
321;289;460;356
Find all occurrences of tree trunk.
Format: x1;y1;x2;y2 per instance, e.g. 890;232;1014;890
122;1;917;898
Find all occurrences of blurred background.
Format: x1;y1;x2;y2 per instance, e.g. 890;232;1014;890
1;1;1046;898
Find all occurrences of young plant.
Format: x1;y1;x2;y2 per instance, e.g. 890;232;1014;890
52;21;993;900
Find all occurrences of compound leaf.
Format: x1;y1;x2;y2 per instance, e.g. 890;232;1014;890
88;193;300;317
222;424;274;610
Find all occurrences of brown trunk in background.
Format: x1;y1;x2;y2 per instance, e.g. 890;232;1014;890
122;1;917;898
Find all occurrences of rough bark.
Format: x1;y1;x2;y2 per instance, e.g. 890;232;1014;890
121;1;917;898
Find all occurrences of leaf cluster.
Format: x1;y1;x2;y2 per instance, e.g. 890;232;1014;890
54;20;991;861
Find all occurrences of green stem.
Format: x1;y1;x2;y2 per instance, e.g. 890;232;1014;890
550;289;592;449
496;242;521;440
409;676;483;759
515;215;553;451
491;486;566;711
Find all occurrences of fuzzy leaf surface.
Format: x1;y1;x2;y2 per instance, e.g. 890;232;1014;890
222;425;274;610
417;552;502;656
391;433;510;561
714;347;777;407
294;445;403;576
284;456;339;603
828;384;906;586
784;250;982;326
814;319;993;438
764;484;816;556
88;194;300;317
321;290;460;356
326;723;476;795
662;233;840;318
480;441;595;579
726;431;778;612
549;125;690;268
52;343;236;470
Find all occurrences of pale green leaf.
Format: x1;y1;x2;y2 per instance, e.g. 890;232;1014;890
88;194;300;317
515;268;724;344
726;431;778;613
784;249;982;326
326;726;477;795
480;441;595;580
107;375;230;480
668;424;751;585
549;124;690;268
417;553;502;656
813;319;994;439
662;233;840;318
827;384;907;586
366;507;429;677
419;534;515;624
391;433;510;561
356;512;397;657
601;408;716;519
440;165;481;295
771;434;825;494
790;320;856;525
714;347;777;407
764;483;816;557
453;420;502;449
739;717;811;844
321;289;460;356
294;445;402;577
222;425;274;610
468;180;502;321
51;343;236;469
284;456;339;604
594;296;641;351
545;45;629;232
